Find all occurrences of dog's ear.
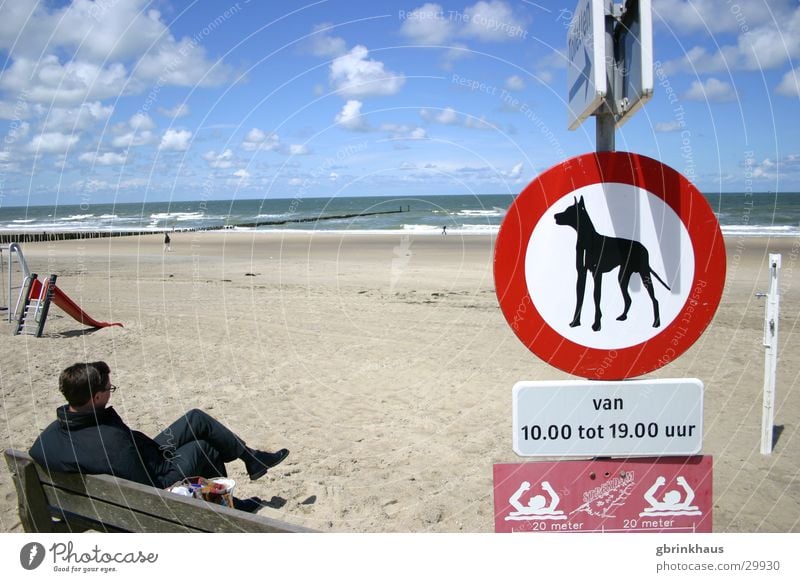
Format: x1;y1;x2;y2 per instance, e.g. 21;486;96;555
578;196;585;206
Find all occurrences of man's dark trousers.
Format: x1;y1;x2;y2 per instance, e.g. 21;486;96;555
153;409;247;485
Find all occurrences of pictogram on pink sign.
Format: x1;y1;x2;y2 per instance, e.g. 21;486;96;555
493;456;712;533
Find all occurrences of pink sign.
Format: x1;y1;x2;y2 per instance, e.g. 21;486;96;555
493;456;712;533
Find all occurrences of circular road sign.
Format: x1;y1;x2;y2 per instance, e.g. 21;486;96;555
494;151;726;380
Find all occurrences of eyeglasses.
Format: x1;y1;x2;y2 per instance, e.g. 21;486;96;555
108;384;118;393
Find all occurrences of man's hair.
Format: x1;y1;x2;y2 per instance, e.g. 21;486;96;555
59;362;109;407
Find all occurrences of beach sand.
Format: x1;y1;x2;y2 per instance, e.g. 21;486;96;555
1;232;798;532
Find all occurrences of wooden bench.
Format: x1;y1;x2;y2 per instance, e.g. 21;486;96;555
4;449;314;533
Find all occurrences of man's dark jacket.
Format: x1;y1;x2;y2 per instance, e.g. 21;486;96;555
29;405;168;487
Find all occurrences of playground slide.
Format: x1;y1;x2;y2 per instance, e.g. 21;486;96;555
30;279;123;329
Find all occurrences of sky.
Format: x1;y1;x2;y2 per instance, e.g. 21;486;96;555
0;0;798;207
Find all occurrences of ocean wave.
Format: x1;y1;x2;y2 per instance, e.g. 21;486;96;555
59;214;93;220
12;219;36;223
721;225;800;237
456;209;504;217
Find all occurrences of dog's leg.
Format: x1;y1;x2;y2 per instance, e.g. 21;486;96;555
617;269;633;321
570;267;586;327
641;271;661;327
591;271;603;331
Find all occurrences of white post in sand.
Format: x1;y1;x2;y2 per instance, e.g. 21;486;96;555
759;254;781;455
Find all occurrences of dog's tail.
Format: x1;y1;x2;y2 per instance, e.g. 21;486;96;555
650;268;671;291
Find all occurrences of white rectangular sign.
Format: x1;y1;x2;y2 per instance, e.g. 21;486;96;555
615;0;653;127
513;378;703;457
567;0;607;130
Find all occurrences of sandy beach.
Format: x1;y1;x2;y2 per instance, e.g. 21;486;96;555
1;231;798;533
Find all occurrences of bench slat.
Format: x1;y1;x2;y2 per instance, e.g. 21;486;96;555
41;483;201;533
4;449;313;533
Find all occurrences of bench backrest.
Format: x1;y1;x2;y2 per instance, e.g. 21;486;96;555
4;449;313;533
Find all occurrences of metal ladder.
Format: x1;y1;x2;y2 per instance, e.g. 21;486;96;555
14;274;57;337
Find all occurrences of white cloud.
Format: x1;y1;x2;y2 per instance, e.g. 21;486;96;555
0;56;129;106
0;100;31;120
655;120;683;132
159;129;192;151
129;113;156;131
110;114;157;148
289;144;310;155
745;155;800;180
112;130;156;148
505;75;525;91
27;132;79;154
335;100;370;131
202;149;235;169
776;68;800;97
463;1;526;42
159;103;191;118
657;4;800;74
135;38;231;87
307;23;348;57
4;121;30;144
505;161;523;180
233;169;250;179
684;78;736;102
420;106;495;130
0;1;233;108
400;3;454;44
329;45;405;98
400;1;525;45
653;0;792;35
241;128;280;151
420;107;459;125
79;151;127;165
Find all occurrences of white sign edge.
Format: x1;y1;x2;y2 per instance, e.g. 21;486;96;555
615;0;654;128
567;0;608;130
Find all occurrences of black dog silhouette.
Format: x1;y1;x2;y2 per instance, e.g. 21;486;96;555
554;196;671;332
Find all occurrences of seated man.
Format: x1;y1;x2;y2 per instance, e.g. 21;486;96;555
29;361;289;490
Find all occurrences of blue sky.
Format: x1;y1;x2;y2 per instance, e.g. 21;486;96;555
0;0;798;206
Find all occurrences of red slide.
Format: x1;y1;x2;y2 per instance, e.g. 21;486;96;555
30;279;123;329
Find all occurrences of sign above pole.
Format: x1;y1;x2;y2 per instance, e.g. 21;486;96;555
568;0;654;131
567;0;607;130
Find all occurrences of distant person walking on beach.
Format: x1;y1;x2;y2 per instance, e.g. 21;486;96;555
29;361;290;489
441;225;447;236
164;233;171;252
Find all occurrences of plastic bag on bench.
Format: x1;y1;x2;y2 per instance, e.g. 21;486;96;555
167;476;235;508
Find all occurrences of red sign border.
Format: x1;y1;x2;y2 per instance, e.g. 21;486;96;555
494;151;726;380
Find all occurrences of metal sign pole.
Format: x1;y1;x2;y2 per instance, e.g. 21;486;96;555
596;5;617;152
760;254;781;455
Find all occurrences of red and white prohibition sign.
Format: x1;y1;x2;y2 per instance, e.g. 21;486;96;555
494;152;726;380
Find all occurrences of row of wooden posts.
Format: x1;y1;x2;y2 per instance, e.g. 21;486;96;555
0;208;407;245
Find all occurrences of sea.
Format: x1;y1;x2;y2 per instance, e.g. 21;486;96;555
1;193;799;237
